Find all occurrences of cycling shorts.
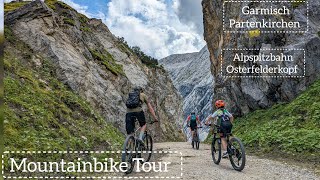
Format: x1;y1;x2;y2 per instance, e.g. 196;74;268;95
219;122;232;138
125;111;146;134
190;123;197;131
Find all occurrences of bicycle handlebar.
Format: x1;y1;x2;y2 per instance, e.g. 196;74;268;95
206;124;220;128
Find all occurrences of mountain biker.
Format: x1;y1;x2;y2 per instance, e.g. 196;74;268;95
186;112;201;141
125;86;158;143
205;100;234;158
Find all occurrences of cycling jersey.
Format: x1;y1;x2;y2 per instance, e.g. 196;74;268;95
187;115;200;130
210;109;232;125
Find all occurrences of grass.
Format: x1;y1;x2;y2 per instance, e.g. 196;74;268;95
4;1;28;12
89;49;125;76
63;17;75;26
4;26;15;43
230;80;320;161
81;27;92;32
45;0;73;11
44;0;57;10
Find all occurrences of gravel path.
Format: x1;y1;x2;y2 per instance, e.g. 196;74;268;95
123;142;319;180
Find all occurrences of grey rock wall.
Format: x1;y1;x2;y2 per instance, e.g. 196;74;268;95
160;46;214;141
202;0;320;116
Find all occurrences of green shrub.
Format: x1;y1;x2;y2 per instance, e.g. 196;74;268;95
117;37;159;68
4;1;28;12
80;27;92;32
44;0;57;10
89;49;125;76
63;18;75;26
79;13;89;24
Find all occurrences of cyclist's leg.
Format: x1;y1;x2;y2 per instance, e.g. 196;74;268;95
221;136;227;151
190;125;196;139
136;111;147;140
221;124;232;157
220;125;228;157
125;112;135;135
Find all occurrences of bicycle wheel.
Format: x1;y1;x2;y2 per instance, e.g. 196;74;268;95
228;137;246;171
141;134;153;162
122;135;136;174
195;134;200;150
211;136;221;164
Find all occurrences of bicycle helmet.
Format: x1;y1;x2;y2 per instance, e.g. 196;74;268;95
215;100;225;108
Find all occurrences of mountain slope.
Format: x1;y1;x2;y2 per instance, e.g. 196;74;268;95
4;38;124;151
234;79;320;162
160;46;214;140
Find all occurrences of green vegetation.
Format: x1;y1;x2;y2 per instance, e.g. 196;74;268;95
291;0;306;8
4;1;28;12
117;37;159;68
81;27;92;32
4;51;124;152
232;80;320;160
63;17;75;26
79;13;89;24
45;0;73;11
56;1;74;10
4;30;124;165
4;26;15;43
89;49;124;76
44;0;57;10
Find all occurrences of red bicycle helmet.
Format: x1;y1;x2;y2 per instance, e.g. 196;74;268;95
215;100;225;108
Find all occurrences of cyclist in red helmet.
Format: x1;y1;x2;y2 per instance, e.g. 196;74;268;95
205;100;234;158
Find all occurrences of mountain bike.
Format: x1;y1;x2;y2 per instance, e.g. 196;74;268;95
207;124;246;171
191;126;202;150
121;120;155;174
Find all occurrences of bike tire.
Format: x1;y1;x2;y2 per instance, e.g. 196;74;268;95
196;134;200;150
143;134;153;162
211;136;221;164
121;135;136;174
228;137;246;171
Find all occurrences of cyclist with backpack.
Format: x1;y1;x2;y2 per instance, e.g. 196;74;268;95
205;100;234;158
186;112;202;141
125;86;158;143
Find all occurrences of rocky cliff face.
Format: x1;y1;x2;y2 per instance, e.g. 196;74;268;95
202;0;320;116
160;46;214;141
5;0;184;141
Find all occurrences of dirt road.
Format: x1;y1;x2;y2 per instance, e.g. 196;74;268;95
124;142;319;180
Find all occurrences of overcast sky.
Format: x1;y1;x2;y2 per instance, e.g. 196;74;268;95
61;0;205;59
1;0;3;33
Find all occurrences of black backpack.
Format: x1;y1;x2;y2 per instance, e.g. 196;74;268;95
219;109;232;127
125;90;141;109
